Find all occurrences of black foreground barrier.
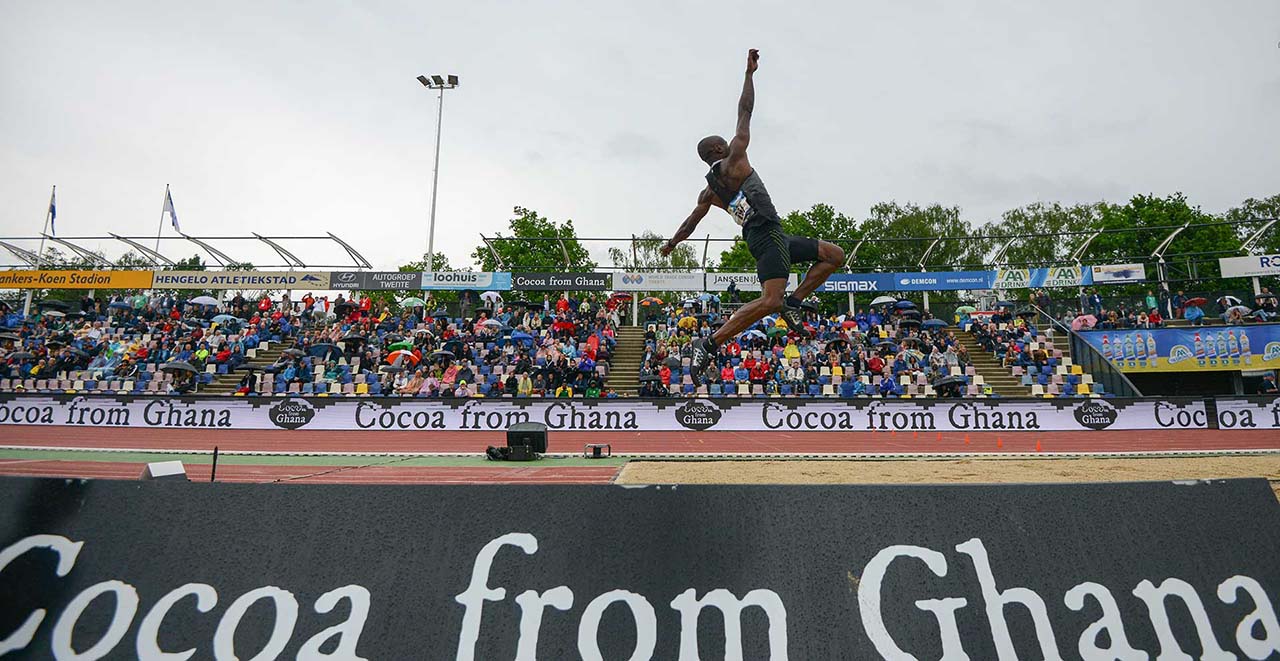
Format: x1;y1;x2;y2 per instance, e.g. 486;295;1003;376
1;478;1279;659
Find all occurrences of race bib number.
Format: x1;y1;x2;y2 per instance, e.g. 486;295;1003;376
727;191;752;226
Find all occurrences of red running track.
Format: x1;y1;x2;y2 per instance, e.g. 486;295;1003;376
3;426;1280;455
0;459;621;484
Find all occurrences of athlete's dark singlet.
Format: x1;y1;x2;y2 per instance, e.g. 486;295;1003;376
705;160;781;230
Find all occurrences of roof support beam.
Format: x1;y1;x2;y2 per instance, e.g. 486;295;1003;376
0;241;40;266
41;235;113;267
110;233;175;266
327;232;372;269
180;233;238;267
253;233;306;268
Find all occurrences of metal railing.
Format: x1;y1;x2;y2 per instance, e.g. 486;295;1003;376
1027;303;1142;397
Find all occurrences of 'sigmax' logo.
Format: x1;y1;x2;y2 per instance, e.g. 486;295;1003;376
1073;400;1118;430
269;399;316;430
675;400;722;431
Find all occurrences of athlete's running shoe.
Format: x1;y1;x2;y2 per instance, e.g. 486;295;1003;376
779;301;811;338
689;338;715;377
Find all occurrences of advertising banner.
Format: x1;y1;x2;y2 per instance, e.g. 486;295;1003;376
995;266;1088;289
817;273;896;293
512;272;611;291
0;394;1218;433
2;477;1277;659
1215;396;1280;429
328;272;424;291
612;272;705;292
706;272;798;291
1079;325;1280;372
420;272;512;291
0;270;154;290
892;271;995;291
1090;263;1147;283
151;270;331;289
1219;254;1280;279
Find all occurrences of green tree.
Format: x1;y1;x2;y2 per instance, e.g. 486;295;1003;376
854;202;989;272
471;206;596;272
1084;194;1238;296
1223;194;1280;256
715;203;860;272
609;230;700;270
984;203;1103;267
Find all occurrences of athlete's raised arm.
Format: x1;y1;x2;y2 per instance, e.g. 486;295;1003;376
660;188;714;256
726;49;758;165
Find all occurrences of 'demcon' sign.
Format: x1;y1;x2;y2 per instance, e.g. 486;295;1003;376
1;478;1277;658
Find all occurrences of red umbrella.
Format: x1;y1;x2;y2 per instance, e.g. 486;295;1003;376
386;350;419;365
1184;297;1207;307
841;320;858;329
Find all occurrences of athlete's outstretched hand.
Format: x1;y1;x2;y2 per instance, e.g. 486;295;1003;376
746;49;759;73
659;241;676;257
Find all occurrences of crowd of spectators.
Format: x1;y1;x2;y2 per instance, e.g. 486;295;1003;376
275;291;621;398
1048;287;1278;330
0;292;297;394
637;300;986;398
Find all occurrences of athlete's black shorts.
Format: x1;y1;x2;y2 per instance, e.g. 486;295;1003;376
742;220;820;283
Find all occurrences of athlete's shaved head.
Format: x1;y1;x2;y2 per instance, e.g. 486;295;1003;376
697;135;728;165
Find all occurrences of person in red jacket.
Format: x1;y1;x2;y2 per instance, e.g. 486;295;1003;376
659;363;672;386
359;295;372;317
749;360;769;385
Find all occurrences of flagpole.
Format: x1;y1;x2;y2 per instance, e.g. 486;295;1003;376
155;184;169;265
22;185;56;317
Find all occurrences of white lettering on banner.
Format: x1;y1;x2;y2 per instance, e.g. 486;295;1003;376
854;537;1280;661
0;534;371;660
2;532;1278;657
822;279;881;292
0;397;1227;432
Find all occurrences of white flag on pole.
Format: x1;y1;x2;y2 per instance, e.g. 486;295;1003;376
163;187;180;232
48;187;57;236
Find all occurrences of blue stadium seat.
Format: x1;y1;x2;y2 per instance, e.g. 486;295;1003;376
807;384;821;397
682;384;695;394
818;375;831;385
708;384;722;395
781;384;794;395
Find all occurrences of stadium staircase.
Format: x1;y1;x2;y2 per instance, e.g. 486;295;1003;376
956;325;1103;397
953;332;1030;397
607;326;646;396
200;337;296;395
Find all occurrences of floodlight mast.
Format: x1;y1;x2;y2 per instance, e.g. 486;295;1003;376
417;73;460;276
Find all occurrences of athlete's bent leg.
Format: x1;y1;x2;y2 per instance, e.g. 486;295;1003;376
711;278;787;346
792;240;845;301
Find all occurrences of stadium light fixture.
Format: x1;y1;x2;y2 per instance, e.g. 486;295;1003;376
416;73;460;275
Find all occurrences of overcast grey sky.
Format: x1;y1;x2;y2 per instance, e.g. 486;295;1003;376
2;1;1277;270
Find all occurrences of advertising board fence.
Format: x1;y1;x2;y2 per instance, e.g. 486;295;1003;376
0;270;154;290
1219;254;1280;279
1079;325;1280;373
151;271;331;289
1;477;1277;658
0;394;1260;432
